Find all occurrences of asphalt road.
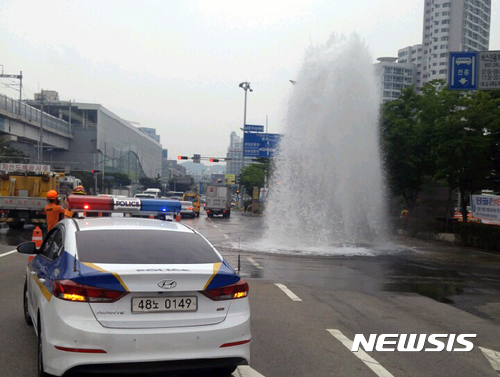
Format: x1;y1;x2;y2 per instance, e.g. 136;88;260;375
0;213;499;377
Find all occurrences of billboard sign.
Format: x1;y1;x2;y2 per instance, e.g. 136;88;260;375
471;194;500;224
449;52;478;90
224;174;236;184
478;51;500;90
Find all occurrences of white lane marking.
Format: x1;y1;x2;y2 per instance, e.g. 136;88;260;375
224;234;230;239
0;250;16;258
479;347;500;375
327;329;395;377
235;366;266;377
247;257;263;270
275;283;302;301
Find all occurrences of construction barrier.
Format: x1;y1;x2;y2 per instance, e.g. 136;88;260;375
32;226;43;248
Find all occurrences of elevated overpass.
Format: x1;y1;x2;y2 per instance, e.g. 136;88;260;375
0;93;72;157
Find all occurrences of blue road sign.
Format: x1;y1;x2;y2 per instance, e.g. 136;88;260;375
449;52;478;90
244;124;264;132
243;132;281;158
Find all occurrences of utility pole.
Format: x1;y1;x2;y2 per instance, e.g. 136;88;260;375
38;89;44;164
238;82;253;207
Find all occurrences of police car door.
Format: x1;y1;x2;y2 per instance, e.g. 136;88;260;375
30;227;64;327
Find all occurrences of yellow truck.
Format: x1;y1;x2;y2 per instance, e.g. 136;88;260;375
0;164;67;228
181;192;201;217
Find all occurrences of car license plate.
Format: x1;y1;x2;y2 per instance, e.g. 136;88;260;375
132;296;197;313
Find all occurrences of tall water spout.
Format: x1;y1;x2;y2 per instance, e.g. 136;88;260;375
264;34;387;252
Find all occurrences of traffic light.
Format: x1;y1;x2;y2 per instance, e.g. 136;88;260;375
91;169;101;173
236;190;239;194
178;156;188;160
210;158;220;163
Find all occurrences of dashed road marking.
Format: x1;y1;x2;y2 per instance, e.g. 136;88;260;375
247;257;263;270
0;250;16;258
224;234;230;239
275;283;302;301
327;329;395;377
479;347;500;375
235;366;266;377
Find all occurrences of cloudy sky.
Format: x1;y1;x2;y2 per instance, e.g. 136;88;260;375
1;0;499;160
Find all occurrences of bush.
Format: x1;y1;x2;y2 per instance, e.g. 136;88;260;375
454;222;500;251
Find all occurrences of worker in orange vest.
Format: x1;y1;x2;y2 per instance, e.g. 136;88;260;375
45;190;65;231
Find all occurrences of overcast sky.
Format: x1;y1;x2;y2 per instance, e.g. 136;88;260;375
1;0;499;161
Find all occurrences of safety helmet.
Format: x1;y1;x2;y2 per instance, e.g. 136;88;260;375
46;190;58;199
72;185;87;195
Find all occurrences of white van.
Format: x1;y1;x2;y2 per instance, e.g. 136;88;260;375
142;188;161;198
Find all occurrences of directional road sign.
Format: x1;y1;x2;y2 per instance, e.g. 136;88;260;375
243;132;281;158
478;51;500;90
244;124;264;132
449;52;477;90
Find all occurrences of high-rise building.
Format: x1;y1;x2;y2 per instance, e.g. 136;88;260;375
398;44;424;87
421;0;491;85
374;57;418;104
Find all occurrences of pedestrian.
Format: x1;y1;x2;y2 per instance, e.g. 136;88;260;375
45;190;65;232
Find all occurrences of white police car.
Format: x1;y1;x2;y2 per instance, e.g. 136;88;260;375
18;196;250;376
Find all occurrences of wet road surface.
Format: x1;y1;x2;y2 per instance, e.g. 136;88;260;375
1;213;499;376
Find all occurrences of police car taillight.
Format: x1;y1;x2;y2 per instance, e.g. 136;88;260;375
53;280;127;303
201;279;249;301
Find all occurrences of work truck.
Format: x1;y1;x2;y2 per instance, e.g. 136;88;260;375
0;163;72;228
205;184;232;218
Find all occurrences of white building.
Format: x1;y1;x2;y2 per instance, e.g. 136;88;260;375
398;44;424;87
421;0;491;85
226;132;244;176
374;57;418;104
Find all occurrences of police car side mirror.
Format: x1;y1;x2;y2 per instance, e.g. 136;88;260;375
17;242;39;255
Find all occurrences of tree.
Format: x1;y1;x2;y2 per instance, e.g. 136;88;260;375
140;177;163;191
103;173;131;190
0;137;26;163
380;81;500;222
430;89;500;220
380;86;433;209
240;163;269;197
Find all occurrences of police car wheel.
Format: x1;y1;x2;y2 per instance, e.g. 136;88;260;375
38;326;51;377
24;282;33;326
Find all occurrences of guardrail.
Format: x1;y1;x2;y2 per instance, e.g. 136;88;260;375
0;93;72;137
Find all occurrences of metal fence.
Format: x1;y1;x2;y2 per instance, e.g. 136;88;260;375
0;94;72;137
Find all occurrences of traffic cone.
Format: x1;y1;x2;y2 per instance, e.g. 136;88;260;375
175;213;181;222
32;226;43;248
149;214;155;219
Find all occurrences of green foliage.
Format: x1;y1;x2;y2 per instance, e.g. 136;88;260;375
0;137;26;163
103;173;132;190
380;81;500;221
455;222;500;251
140;177;163;191
240;163;269;196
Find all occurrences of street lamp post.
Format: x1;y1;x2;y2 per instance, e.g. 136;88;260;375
238;82;252;207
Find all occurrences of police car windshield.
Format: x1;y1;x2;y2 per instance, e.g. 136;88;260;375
76;230;221;264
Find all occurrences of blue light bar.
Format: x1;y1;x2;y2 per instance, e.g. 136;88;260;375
140;199;181;213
